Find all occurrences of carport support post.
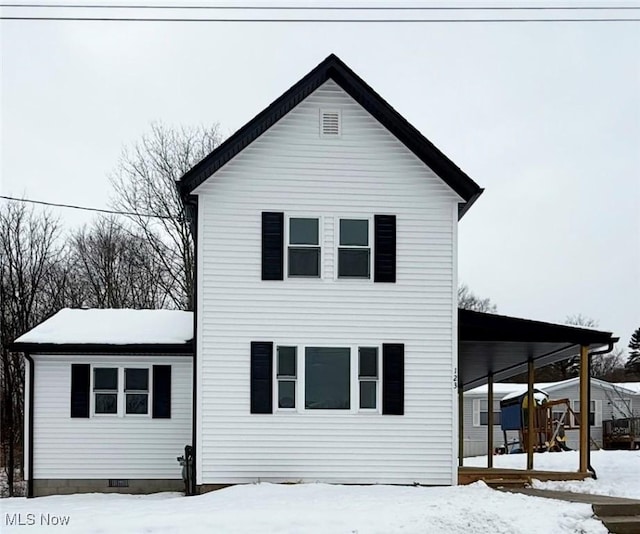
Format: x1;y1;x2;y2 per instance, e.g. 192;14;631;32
579;344;589;473
487;373;494;468
527;359;535;471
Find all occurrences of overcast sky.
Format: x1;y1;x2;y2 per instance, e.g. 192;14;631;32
2;5;639;352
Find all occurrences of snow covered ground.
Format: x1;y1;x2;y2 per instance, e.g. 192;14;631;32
465;449;640;499
5;451;639;533
1;481;606;534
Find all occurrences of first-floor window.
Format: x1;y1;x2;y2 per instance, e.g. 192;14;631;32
277;346;297;409
473;399;501;426
358;347;378;409
305;347;350;410
125;368;149;415
94;368;118;414
572;400;600;427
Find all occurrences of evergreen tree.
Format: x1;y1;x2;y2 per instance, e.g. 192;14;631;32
625;327;640;374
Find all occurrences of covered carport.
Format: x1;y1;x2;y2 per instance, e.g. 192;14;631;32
458;309;618;482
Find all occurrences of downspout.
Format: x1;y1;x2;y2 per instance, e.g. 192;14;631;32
25;352;34;498
586;340;616;480
187;195;198;496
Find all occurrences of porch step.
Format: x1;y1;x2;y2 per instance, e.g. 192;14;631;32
483;478;528;488
598;515;640;534
593;503;640;517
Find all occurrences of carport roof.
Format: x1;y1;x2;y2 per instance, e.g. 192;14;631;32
458;309;618;391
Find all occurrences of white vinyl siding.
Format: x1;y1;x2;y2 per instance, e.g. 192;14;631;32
195;80;461;486
32;354;192;479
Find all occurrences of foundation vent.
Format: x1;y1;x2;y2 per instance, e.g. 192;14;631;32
108;479;129;487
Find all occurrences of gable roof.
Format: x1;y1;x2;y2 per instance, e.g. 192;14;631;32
177;54;483;219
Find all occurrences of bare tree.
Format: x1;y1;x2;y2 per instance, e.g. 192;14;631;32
110;122;222;310
69;217;170;309
536;314;605;381
458;283;497;313
591;345;626;381
0;201;67;496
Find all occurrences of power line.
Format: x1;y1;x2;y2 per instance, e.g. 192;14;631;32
2;15;639;21
2;3;638;9
0;195;176;220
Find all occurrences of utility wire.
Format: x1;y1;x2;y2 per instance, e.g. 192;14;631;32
2;3;638;9
0;195;176;220
2;15;639;21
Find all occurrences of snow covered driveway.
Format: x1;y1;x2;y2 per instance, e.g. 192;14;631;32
1;482;605;534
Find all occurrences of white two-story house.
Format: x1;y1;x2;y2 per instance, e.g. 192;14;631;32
176;53;482;492
14;54;616;497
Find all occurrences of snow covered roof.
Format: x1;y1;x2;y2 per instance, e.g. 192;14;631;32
13;308;193;347
466;377;638;398
612;382;640;395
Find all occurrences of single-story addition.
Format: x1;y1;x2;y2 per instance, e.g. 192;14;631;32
12;309;194;496
13;54;619;497
463;378;639;457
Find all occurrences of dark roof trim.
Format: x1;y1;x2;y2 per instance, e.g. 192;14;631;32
9;342;194;355
459;308;617;345
178;54;483;219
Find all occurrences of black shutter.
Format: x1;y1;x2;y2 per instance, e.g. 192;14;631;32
262;212;284;280
382;343;404;415
250;342;273;414
153;365;172;419
70;364;90;418
374;215;396;283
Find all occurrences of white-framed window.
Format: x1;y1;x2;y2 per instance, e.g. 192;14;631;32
472;399;501;427
358;347;378;410
571;399;602;427
610;398;633;419
272;344;382;414
338;218;371;279
287;217;321;278
276;346;297;409
93;367;118;415
92;366;151;417
305;347;351;410
125;368;149;415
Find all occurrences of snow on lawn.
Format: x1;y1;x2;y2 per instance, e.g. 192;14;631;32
0;482;606;534
465;449;640;499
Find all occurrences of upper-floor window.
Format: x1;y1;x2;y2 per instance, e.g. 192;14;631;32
288;217;320;277
338;219;370;278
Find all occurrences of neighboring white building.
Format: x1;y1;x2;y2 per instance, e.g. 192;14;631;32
463;378;639;457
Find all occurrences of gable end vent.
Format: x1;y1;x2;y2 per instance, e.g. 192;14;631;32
320;110;341;137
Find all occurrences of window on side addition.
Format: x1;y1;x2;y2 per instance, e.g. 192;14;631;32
277;346;297;409
359;347;378;409
125;368;149;415
94;367;118;414
288;218;320;277
338;219;370;278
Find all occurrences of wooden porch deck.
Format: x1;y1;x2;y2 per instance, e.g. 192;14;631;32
458;466;592;486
